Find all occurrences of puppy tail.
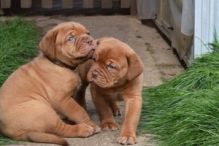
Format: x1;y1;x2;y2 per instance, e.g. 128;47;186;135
25;131;68;146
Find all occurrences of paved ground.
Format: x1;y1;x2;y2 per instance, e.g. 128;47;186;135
7;15;184;146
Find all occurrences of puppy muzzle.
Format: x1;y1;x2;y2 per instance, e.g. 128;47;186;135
79;35;97;50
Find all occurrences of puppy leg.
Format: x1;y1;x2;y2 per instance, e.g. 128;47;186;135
90;88;118;130
54;119;95;138
9;104;94;145
14;131;68;146
117;96;142;145
13;121;94;145
75;85;87;110
54;97;100;133
108;101;121;117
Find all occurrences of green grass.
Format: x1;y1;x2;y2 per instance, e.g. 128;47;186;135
0;18;40;145
140;43;219;146
0;17;39;85
0;135;14;146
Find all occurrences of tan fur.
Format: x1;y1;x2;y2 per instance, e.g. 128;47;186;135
0;22;100;146
87;37;144;145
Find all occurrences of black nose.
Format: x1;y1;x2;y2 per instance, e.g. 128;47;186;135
92;71;98;79
87;39;93;45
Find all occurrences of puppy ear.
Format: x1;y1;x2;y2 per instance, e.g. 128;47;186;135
39;28;58;59
126;52;144;80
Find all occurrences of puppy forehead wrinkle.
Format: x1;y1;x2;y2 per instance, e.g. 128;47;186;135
95;38;135;68
97;45;125;58
70;22;88;33
96;48;125;66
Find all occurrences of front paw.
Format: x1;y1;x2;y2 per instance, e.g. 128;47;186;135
86;121;101;134
100;121;119;131
117;134;137;145
76;123;95;137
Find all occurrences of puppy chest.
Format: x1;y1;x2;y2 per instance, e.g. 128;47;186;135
47;72;82;93
60;75;81;92
106;92;123;101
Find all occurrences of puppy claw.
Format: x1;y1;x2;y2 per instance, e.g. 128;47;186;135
117;137;127;145
117;136;137;145
113;110;121;117
94;125;101;133
100;121;119;131
86;121;101;134
77;123;95;137
102;126;109;131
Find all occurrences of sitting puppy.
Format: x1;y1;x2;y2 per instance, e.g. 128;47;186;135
0;22;100;146
87;37;144;145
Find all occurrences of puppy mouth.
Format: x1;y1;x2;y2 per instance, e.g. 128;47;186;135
93;80;113;88
90;40;98;49
81;36;97;50
87;49;95;58
75;48;94;61
74;38;96;61
88;71;113;88
83;39;97;59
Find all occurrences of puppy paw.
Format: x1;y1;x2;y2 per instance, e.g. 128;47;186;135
76;123;95;137
86;121;101;134
100;121;119;131
117;135;137;145
93;125;101;134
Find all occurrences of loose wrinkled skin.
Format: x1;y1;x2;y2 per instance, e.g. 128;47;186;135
87;37;144;145
0;22;100;146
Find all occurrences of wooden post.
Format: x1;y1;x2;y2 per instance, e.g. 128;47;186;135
0;9;4;15
83;0;93;8
121;0;130;8
42;0;53;8
62;0;73;8
130;0;137;15
1;0;11;8
21;0;32;8
101;0;112;8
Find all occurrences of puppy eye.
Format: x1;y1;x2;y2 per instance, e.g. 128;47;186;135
67;35;76;43
107;64;116;69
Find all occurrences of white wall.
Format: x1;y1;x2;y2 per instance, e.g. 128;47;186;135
194;0;219;57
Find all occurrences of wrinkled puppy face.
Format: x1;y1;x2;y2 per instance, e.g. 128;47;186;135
39;22;97;66
87;38;143;88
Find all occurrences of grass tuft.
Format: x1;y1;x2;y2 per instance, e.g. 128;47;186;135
140;42;219;146
0;18;40;145
0;17;39;85
0;135;14;145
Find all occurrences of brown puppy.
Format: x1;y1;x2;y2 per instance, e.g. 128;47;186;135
0;22;100;146
87;37;144;145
